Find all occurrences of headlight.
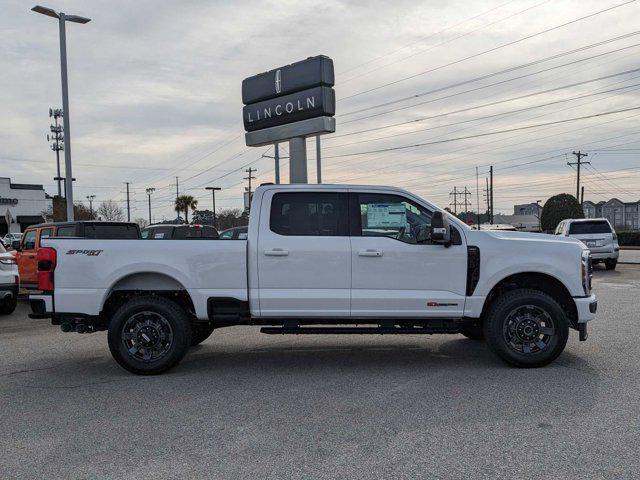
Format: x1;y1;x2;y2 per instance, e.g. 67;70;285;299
581;250;592;295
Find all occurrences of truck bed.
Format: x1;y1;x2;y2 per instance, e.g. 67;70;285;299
42;238;247;319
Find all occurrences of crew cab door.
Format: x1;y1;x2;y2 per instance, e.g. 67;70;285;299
256;189;350;317
17;229;38;285
349;192;467;317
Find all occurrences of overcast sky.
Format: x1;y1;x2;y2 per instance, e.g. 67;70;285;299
2;0;639;220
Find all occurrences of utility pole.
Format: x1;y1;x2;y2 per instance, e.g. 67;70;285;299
48;108;64;197
146;187;155;225
175;176;179;200
244;168;257;209
536;200;542;232
86;195;95;218
124;182;131;221
475;167;480;229
580;186;585;206
316;135;322;184
449;186;459;215
489;166;494;224
32;5;91;221
461;187;472;214
263;147;289;184
484;177;490;220
205;187;221;228
568;151;589;201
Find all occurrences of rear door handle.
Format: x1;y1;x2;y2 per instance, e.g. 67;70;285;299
264;248;289;256
358;249;383;257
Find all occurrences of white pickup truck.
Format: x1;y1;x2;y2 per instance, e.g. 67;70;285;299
30;184;597;374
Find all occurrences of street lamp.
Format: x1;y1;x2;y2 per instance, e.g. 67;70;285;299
205;187;221;228
146;188;155;225
32;5;91;221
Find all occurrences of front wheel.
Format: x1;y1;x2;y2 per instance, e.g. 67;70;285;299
108;296;192;375
484;289;569;368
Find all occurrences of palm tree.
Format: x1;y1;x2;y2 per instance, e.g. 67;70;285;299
175;195;198;223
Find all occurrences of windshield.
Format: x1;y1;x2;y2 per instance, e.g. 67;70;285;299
569;221;612;235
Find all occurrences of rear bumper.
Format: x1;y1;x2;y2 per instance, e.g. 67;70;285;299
0;283;19;302
574;294;597;323
590;250;619;261
29;294;53;319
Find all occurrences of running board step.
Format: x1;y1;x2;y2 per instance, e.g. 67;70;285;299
260;326;460;335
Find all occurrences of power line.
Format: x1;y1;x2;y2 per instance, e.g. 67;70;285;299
323;106;640;160
339;0;637;101
340;30;640;117
341;0;549;83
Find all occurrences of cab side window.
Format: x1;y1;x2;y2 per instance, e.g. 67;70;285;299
355;193;432;244
39;228;54;242
270;192;348;236
22;230;37;250
55;226;76;237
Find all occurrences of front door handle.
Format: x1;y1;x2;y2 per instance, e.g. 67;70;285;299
264;248;289;257
358;249;383;257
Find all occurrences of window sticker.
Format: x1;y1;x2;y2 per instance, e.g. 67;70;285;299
366;203;407;228
154;233;165;239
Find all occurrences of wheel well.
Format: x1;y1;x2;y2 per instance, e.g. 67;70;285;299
481;272;578;328
101;273;196;325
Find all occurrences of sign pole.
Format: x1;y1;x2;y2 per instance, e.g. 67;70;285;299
274;143;280;184
289;137;308;183
316;135;322;184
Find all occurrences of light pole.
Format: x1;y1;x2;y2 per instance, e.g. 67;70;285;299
32;5;90;221
86;195;95;218
205;187;221;228
146;188;155;225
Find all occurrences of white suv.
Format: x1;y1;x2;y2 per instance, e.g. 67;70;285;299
555;218;619;270
0;242;19;314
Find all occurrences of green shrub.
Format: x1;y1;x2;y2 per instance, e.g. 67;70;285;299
617;230;640;246
540;193;584;232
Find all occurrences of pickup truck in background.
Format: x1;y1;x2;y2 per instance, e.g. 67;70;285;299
30;184;597;375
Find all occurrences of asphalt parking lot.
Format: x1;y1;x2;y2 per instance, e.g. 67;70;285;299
1;265;639;479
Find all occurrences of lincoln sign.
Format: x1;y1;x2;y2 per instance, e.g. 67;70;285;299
242;55;336;146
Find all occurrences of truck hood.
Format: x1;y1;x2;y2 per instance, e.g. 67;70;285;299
481;230;586;247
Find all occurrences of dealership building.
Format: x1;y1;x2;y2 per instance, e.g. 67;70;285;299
0;177;52;235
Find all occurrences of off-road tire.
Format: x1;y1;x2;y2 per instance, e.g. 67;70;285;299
460;321;484;340
483;289;569;368
605;259;617;270
190;324;215;346
0;295;17;315
108;296;192;375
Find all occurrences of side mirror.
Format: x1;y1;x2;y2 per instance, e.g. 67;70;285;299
430;211;451;246
11;240;21;251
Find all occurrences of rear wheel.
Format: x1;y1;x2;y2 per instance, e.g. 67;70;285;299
191;324;215;346
605;259;617;270
484;289;568;368
0;294;17;315
108;296;192;375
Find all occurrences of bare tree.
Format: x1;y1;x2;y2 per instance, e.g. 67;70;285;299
134;217;148;229
97;200;124;221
